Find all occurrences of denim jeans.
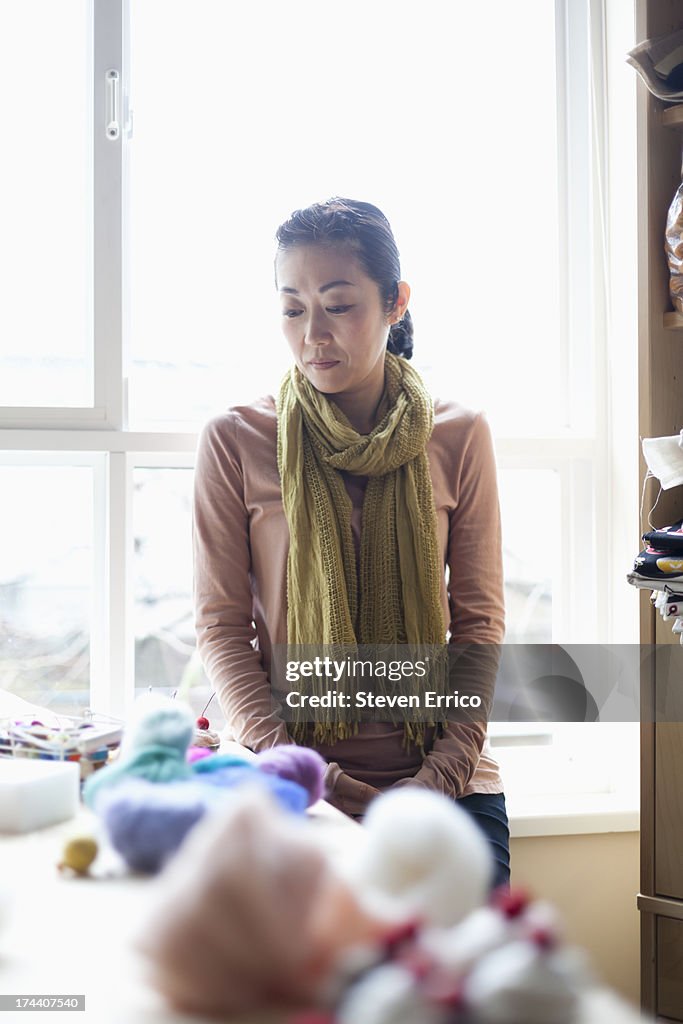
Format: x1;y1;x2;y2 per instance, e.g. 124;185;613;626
457;791;511;890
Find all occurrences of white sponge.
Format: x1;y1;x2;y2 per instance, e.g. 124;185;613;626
0;759;79;833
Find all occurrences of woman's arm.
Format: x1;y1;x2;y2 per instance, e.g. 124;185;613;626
393;411;505;797
195;415;380;812
193;415;291;752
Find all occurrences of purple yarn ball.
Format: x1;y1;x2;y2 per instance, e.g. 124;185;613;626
256;745;326;807
99;778;209;873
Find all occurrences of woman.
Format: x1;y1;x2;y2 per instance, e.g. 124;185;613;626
193;197;510;887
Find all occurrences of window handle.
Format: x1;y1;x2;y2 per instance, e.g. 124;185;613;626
106;69;120;140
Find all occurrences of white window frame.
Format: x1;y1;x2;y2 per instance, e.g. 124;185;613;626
0;0;639;832
488;0;640;835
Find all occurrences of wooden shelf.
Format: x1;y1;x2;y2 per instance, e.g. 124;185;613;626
664;311;683;329
662;105;683;129
639;894;683;921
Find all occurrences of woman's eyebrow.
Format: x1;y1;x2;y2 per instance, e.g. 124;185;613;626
279;280;358;295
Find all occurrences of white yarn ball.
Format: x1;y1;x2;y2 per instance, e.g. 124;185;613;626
352;789;493;926
521;899;564;939
336;963;443;1024
420;905;511;973
463;940;584;1024
421;899;565;976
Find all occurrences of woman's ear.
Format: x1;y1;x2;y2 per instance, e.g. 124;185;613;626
391;281;411;324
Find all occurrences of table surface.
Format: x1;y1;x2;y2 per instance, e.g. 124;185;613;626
0;749;646;1024
1;795;362;1024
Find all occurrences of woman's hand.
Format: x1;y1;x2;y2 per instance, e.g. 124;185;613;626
325;768;381;818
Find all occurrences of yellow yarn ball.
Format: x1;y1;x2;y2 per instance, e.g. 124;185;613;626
59;836;98;875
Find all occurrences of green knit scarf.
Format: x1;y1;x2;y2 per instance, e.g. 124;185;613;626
276;351;447;747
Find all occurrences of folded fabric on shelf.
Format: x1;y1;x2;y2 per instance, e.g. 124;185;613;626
662;592;683;619
642;517;683;554
627;559;683;641
632;545;683;581
626;571;683;592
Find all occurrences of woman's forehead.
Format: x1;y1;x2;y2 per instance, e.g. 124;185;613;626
275;243;365;289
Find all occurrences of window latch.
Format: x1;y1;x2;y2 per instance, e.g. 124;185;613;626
106;69;120;140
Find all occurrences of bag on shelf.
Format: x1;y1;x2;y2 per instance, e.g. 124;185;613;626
665;165;683;314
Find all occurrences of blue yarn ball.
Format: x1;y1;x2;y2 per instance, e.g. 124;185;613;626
83;745;193;810
127;702;195;754
197;766;308;815
99;778;212;873
191;753;253;774
261;775;309;815
83;698;196;810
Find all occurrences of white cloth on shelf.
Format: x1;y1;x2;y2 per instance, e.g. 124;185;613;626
642;433;683;489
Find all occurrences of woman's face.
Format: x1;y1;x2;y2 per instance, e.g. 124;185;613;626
275;243;406;400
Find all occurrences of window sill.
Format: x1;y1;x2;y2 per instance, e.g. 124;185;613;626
507;792;639;838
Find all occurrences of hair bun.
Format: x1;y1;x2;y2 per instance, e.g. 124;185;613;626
387;309;414;360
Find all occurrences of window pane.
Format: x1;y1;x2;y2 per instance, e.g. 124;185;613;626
133;467;224;729
0;465;92;715
0;1;92;407
129;0;561;433
499;468;557;642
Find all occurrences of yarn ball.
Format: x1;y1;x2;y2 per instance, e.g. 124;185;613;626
98;778;212;873
336;963;443;1024
83;744;193;810
462;939;584;1024
186;746;213;765
420;905;512;974
121;693;195;756
256;745;326;807
191;753;253;774
194;764;309;815
58;836;99;875
351;789;494;927
83;695;197;809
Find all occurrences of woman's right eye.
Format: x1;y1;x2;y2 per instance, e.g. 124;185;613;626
282;309;303;318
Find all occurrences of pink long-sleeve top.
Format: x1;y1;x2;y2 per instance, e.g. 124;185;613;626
192;392;506;816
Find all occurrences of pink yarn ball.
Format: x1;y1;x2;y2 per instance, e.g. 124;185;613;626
186;746;213;765
256;746;326;807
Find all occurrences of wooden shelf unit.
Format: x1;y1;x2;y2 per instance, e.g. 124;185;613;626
637;2;683;1019
662;105;683;129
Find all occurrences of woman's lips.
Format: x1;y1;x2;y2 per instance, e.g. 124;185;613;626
309;360;340;370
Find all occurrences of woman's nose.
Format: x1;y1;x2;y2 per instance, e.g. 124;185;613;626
304;309;332;345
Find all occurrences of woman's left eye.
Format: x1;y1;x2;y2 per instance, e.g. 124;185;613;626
327;305;353;314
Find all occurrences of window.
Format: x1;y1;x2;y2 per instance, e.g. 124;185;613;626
0;0;92;409
0;0;638;826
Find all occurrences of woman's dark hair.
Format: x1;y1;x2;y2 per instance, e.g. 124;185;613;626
275;197;414;360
